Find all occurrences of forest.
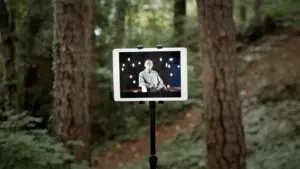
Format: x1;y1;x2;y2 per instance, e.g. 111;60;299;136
0;0;300;169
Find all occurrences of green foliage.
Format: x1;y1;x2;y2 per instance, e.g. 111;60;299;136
245;100;300;169
253;82;300;104
267;0;300;17
265;0;300;30
0;110;90;169
119;99;300;169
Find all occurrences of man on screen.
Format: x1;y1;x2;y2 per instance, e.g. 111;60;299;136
138;59;167;92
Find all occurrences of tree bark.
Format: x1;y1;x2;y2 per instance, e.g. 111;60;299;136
196;0;247;169
0;0;18;111
173;0;186;47
53;0;92;163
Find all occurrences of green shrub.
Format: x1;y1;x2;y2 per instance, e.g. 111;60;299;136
119;100;300;169
0;110;90;169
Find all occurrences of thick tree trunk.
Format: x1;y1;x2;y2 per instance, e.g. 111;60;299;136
53;0;92;163
196;0;247;169
173;0;186;47
0;0;18;111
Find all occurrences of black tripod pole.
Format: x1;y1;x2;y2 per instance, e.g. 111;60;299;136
149;101;157;169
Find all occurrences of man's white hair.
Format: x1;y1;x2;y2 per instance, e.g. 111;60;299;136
144;59;153;66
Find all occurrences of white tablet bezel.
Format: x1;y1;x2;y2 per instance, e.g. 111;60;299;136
112;47;188;102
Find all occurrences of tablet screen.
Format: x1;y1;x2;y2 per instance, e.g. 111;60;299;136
113;48;187;101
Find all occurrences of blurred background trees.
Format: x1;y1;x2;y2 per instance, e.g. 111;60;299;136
0;0;300;169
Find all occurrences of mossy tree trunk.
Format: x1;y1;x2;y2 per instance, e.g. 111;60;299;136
196;0;247;169
53;0;92;163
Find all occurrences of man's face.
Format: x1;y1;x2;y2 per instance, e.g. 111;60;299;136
145;61;153;70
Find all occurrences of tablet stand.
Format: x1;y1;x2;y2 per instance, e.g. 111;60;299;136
137;45;164;169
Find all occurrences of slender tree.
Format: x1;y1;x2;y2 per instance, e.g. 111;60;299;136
253;0;263;24
173;0;186;47
239;2;247;29
53;0;93;163
0;0;18;111
113;0;127;48
196;0;247;169
89;0;101;114
23;0;53;115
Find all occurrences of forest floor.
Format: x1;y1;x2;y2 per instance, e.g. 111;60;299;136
94;109;202;169
94;28;300;169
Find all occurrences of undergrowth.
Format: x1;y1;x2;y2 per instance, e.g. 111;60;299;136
118;100;300;169
0;110;90;169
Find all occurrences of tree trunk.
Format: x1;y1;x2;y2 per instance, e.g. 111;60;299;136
127;2;132;44
113;0;127;48
89;0;101;114
253;0;263;24
53;0;92;163
0;0;18;111
239;3;247;29
196;0;247;169
23;0;44;113
173;0;186;47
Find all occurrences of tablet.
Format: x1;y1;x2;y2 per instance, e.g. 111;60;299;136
112;47;188;101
